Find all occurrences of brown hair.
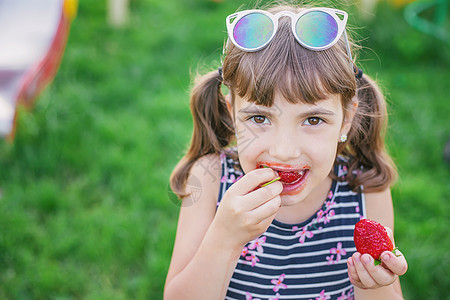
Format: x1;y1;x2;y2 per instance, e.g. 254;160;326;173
169;70;234;198
170;3;397;198
338;74;398;192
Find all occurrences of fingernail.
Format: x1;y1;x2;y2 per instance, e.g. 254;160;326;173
347;258;354;266
362;255;372;264
382;253;390;261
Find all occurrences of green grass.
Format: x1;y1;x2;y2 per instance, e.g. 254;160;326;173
0;0;449;299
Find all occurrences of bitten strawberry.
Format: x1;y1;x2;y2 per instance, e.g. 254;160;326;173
277;171;303;184
353;219;396;265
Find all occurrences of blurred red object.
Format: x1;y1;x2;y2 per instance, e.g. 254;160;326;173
0;0;77;140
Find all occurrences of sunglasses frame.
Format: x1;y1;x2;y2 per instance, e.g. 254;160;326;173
226;7;350;54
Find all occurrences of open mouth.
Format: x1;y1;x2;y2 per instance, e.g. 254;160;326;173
258;163;310;194
276;170;306;185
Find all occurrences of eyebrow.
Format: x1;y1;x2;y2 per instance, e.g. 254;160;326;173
239;106;274;116
238;105;336;119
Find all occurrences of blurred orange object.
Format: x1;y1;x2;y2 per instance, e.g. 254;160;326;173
0;0;77;140
391;0;417;7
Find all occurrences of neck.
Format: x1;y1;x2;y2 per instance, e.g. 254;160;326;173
275;176;333;225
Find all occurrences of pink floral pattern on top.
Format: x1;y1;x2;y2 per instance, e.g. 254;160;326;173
338;165;348;179
330;242;347;263
248;236;266;253
241;236;266;267
221;173;243;184
290;194;337;244
245;252;260;267
323;209;335;224
288;187;351;273
269;293;280;300
308;289;330;300
271;274;288;292
219;152;360;300
245;292;261;300
219;152;243;184
317;289;331;300
326;254;335;265
293;225;314;243
306;287;354;300
327;242;348;265
316;209;326;222
337;287;355;300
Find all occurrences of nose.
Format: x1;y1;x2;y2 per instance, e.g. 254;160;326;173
268;126;301;162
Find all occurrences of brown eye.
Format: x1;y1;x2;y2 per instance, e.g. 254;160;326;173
252;116;267;124
305;117;322;126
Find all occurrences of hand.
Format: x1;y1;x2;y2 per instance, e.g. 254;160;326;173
211;168;282;249
347;227;408;289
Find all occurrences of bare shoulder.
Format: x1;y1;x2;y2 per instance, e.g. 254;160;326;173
184;153;222;206
364;188;394;229
190;153;222;182
166;153;222;282
177;153;222;216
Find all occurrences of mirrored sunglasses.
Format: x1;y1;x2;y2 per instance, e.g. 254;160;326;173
226;7;350;55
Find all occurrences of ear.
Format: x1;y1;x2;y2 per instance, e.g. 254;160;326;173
225;94;234;121
341;100;358;136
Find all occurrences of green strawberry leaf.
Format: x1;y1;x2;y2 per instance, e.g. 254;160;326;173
392;247;401;257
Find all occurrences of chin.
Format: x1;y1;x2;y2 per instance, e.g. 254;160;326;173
279;193;306;207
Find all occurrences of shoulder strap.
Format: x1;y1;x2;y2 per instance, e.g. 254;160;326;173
217;149;243;206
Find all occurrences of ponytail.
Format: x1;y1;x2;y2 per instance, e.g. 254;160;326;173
170;70;234;198
339;73;397;193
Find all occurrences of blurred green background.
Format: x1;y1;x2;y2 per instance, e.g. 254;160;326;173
0;0;448;299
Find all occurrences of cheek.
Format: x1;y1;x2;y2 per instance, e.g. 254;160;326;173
235;124;266;154
305;127;339;147
236;136;267;173
237;139;265;170
304;134;339;166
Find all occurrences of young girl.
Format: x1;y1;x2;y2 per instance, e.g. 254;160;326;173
165;3;408;300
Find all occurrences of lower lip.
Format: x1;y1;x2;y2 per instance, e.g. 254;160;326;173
279;170;309;195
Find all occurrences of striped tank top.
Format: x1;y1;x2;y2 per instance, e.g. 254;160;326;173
217;149;365;300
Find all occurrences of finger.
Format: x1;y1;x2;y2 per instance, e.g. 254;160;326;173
360;253;397;286
250;195;281;224
247;180;283;203
229;168;278;195
382;227;408;275
239;181;283;213
380;250;408;276
347;257;364;288
352;253;378;288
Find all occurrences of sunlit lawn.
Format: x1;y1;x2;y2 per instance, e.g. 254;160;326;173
0;0;448;299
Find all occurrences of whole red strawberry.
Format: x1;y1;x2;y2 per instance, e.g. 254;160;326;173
354;219;394;265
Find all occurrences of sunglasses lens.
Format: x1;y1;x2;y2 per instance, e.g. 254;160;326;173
233;13;274;50
295;11;338;48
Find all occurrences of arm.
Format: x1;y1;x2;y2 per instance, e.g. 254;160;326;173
347;188;408;300
164;154;282;300
165;154;234;299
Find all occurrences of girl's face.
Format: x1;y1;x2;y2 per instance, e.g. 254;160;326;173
232;92;352;206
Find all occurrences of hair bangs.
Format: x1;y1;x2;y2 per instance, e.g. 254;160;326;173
223;11;356;107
